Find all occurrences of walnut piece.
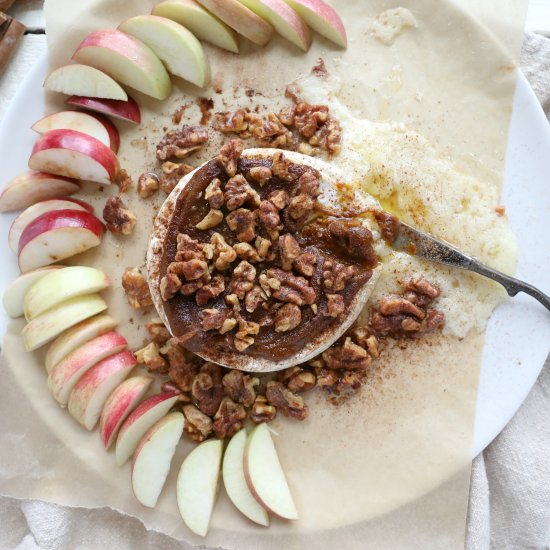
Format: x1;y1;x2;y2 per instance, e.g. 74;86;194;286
268;268;316;306
195;274;225;307
323;259;356;292
115;169;133;193
224;174;260;211
266;381;308;420
156;125;208;161
145;318;171;344
122;268;153;309
211;232;237;271
222;370;259;407
274;303;302;332
322;337;372;370
279;366;316;393
192;362;223;416
248;166;272;187
195;209;223;230
325;294;345;318
160;161;194;193
199;308;229;331
227;208;256;242
183;404;212;442
212;397;247;439
134;342;168;374
217;138;243;177
229;261;256;300
279;234;301;271
137;172;160;198
249;395;277;423
205;178;224;209
103;196;136;235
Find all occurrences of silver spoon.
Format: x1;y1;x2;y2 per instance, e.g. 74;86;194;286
393;221;550;312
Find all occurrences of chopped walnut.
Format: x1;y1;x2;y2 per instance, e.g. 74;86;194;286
425;309;445;330
323;259;356;292
214;109;248;133
176;233;207;262
205;177;224;209
249;395;277;423
268;268;316;306
183;404;212;442
199;308;229;331
192;362;223;416
316;368;339;391
196;209;223;230
288;193;315;221
258;199;281;231
325;294;345;318
248;166;272;186
227;208;256;242
378;297;425;319
279;367;316;393
195;275;225;306
234;317;260;351
134;341;168;374
255;236;272;260
212;397;247;439
115;169;133;193
220;317;237;334
271;150;296;182
274;303;302;332
168;347;199;392
145;318;171;344
266;381;308;420
160;272;181;301
217;138;243;177
222;370;259;407
406;277;441;300
137;172;160;198
224;174;260;211
293;102;329;138
279;234;301;271
160;161;194;193
156;125;208;161
229;261;256;299
211;232;237;271
294;252;317;277
234;242;261;263
245;285;265;313
252;112;294;148
322;337;372;370
103;196;136;235
122;268;153;308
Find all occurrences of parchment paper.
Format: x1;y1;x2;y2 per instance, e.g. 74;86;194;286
0;0;527;548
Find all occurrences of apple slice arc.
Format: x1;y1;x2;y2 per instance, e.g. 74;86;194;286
68;350;137;430
24;266;110;321
152;0;239;53
99;375;153;449
18;209;104;273
8;198;93;254
29;129;119;185
282;0;347;48
244;423;298;520
65;95;141;124
2;266;65;318
239;0;311;51
45;314;117;373
223;428;269;526
0;171;80;213
115;392;180;466
131;411;185;507
47;329;127;405
72;29;172;101
177;438;224;536
44;64;128;100
32;111;120;153
196;0;274;46
23;293;108;352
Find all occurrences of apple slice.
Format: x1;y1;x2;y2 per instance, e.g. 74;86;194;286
47;330;127;405
99;375;153;449
282;0;346;48
244;423;298;520
223;428;269;526
72;30;172;101
8;198;93;254
177;438;224;536
23;293;108;352
118;15;210;88
115;391;180;466
45;314;117;373
239;0;311;51
0;171;80;213
65;95;141;124
32;111;120;153
44;64;128;101
132;411;185;507
29;129;119;185
2;266;65;318
152;0;239;53
24;266;110;321
68;350;137;430
196;0;274;45
18;209;104;273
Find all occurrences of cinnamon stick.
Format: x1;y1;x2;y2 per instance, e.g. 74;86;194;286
0;13;25;75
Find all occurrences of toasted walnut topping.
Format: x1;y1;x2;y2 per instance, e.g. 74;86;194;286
192;362;223;416
245;285;265;313
160;161;194;193
279;366;316;393
205;177;224;209
378;297;425;319
258;272;281;297
267;268;316;306
225;293;240;310
115;169;133;193
196;209;223;230
323;259;356;292
323;337;372;370
425;309;445;330
214;109;248;133
168;347;199;392
274;303;302;332
196;275;225;307
234;242;261;263
248;166;272;186
325;294;345;318
234;318;260;351
103;196;136;235
279;234;301;271
212;397;247;439
135;342;168;374
316;368;339;391
224;174;260;211
183;404;212;442
160;273;181;301
266;381;308;420
156;125;208;161
145;318;171;344
122;268;153;309
229;261;256;299
211;232;237;271
406;277;441;300
222;370;259;407
199;308;228;331
294;252;317;277
138;172;160;198
227;208;256;242
220;317;237;334
288;193;315;221
271;150;296;182
252;112;294;148
176;233;207;261
249;395;277;423
217;138;243;177
258;199;281;231
255;236;272;260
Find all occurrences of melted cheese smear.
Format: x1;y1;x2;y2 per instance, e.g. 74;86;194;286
296;72;517;338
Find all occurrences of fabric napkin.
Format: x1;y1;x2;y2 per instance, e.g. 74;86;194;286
1;32;549;550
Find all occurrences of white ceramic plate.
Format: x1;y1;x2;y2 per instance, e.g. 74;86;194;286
0;52;549;457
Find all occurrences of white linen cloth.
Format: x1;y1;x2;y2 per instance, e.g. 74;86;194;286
0;32;549;550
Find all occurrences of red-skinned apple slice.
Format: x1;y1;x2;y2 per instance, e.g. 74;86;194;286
23;293;108;352
29;129;119;185
118;15;210;88
132;411;185;507
0;171;80;213
45;314;117;373
32;111;120;153
244;423;298;520
18;209;104;273
65;95;141;124
282;0;346;48
152;0;239;53
24;266;110;321
196;0;274;45
47;330;128;405
99;375;153;449
239;0;311;51
44;64;128;100
8;198;93;254
223;428;269;526
2;266;65;318
177;438;224;536
72;30;172;100
68;350;137;430
115;391;180;466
